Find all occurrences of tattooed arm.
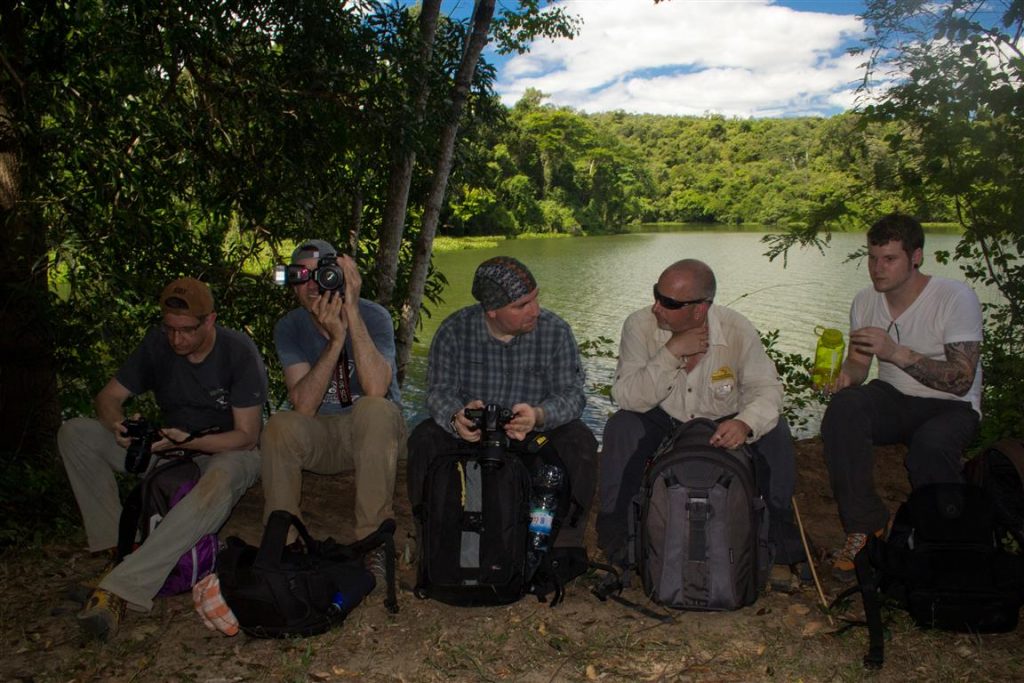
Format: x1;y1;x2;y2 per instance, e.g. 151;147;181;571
848;327;980;396
891;341;980;396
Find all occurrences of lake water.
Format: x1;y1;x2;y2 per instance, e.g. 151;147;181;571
400;229;996;440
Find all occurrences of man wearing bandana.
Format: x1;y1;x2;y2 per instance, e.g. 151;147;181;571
260;240;406;579
407;256;597;550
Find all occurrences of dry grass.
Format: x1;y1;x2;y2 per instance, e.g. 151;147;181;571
3;440;1023;682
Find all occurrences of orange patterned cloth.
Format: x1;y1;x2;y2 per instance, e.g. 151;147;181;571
192;574;239;636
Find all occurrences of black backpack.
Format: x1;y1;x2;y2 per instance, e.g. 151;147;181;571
217;510;397;638
629;418;772;611
413;437;572;606
117;454;219;596
853;483;1024;668
966;437;1024;544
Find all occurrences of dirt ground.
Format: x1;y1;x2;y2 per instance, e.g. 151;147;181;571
3;438;1023;682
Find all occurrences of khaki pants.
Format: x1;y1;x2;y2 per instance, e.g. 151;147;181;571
58;417;260;610
260;396;406;540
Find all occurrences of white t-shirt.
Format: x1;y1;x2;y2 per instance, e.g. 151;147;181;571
850;276;983;415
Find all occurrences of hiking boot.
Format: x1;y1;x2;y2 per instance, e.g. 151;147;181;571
831;529;883;583
769;564;800;593
365;546;389;588
66;557;117;606
77;588;126;642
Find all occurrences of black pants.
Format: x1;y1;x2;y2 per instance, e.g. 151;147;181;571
596;408;804;566
822;379;979;535
406;418;598;548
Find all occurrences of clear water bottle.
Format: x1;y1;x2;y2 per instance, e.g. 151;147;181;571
812;326;845;389
528;463;565;556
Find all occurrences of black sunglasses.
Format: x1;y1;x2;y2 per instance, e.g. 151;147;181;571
652;284;707;310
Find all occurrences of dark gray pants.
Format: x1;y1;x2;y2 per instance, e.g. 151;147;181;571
407;418;598;548
596;408;803;566
822;379;979;535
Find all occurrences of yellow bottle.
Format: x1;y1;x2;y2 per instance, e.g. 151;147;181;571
812;326;845;388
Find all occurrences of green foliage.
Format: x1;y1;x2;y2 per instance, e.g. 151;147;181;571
760;330;819;433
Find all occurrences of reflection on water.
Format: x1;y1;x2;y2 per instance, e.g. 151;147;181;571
401;229;993;441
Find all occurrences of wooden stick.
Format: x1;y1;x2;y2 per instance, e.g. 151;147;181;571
792;495;834;627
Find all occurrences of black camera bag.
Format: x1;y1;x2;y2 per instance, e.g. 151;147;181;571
217;510;397;638
853;483;1024;668
413;436;573;607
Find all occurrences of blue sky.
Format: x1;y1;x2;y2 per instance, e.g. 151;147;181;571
441;0;869;117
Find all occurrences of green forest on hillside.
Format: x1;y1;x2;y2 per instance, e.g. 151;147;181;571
2;0;1023;539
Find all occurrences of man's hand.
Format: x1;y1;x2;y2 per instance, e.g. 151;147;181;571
506;403;540;441
152;426;190;452
710;419;751;450
452;399;485;442
312;289;347;344
665;324;708;359
339;255;362;311
849;326;899;363
111;413;138;449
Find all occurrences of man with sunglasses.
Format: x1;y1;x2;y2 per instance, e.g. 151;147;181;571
821;214;982;582
59;277;266;640
260;240;405;581
597;259;805;581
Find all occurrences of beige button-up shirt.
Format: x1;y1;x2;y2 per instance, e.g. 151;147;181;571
610;305;782;441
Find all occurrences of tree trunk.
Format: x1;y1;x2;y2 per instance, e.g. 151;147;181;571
0;91;61;458
372;0;442;306
395;0;495;381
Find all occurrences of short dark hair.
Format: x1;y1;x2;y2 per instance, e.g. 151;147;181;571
868;213;924;264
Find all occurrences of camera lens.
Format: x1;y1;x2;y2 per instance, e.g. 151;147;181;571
318;268;341;290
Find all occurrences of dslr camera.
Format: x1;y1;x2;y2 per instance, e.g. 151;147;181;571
273;253;344;294
123;418;160;474
464;404;514;465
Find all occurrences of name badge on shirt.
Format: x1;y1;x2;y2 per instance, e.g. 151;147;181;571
710;366;735;398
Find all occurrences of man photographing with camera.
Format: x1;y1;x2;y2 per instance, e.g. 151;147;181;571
59;277;266;641
406;256;597;549
260;240;405;580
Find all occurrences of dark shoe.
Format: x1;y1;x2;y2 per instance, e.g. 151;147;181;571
769;564;800;593
364;546;388;588
78;588;126;642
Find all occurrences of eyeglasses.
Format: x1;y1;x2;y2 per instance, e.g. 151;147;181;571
652;285;707;310
161;320;204;337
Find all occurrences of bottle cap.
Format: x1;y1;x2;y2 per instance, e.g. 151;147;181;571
819;328;843;346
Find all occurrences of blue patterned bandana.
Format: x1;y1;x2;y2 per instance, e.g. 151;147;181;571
471;256;537;311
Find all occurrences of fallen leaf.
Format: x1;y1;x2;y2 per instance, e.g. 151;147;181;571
788;604;810;616
586;664;599;680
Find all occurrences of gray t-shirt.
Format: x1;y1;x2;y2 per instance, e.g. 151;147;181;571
116;325;268;433
274;299;400;415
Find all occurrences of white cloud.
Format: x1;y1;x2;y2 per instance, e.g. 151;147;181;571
495;0;867;117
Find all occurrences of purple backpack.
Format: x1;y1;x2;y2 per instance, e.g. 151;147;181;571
118;456;218;596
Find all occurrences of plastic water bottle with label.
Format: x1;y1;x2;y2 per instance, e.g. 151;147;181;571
525;462;564;578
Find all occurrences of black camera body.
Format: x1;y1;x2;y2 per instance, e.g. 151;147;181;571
123;418;160;474
464;404;514;465
273;254;344;294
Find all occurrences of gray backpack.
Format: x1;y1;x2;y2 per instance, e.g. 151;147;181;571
629;418;772;610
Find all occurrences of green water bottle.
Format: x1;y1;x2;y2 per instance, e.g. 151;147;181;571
812;326;845;389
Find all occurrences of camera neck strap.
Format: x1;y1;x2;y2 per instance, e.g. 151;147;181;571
333;347;353;407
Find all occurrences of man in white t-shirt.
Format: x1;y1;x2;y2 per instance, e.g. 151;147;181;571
822;213;982;582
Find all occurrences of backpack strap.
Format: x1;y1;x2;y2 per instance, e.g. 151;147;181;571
856;535;885;669
256;510;316;570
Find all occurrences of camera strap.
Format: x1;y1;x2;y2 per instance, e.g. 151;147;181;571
333;348;353;407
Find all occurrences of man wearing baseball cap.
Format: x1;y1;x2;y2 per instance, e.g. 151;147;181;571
260;240;405;580
59;277;267;641
407;256;597;550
